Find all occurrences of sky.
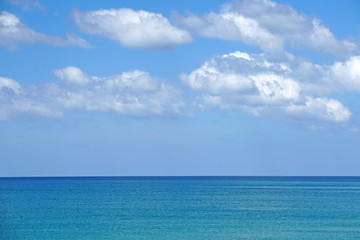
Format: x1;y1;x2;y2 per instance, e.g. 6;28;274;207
1;0;360;177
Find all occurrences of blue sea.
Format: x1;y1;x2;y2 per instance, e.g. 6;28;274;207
1;177;360;239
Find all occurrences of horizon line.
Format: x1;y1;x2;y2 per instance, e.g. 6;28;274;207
1;175;360;179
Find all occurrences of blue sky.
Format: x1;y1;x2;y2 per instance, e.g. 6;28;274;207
1;0;360;177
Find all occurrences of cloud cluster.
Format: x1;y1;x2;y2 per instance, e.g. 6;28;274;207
0;67;185;120
72;8;192;50
173;0;359;57
2;53;359;123
181;51;358;122
1;0;360;125
4;0;358;55
0;11;90;49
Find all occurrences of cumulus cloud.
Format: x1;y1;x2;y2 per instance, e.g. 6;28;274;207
0;67;184;120
331;56;360;91
0;11;90;49
53;66;89;85
173;0;359;57
181;50;357;122
72;8;192;50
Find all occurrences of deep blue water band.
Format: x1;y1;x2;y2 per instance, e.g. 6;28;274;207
1;177;360;239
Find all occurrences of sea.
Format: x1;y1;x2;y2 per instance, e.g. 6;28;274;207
1;177;360;239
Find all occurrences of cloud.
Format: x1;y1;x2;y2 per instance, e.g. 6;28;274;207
0;77;62;120
0;67;185;120
172;10;283;54
7;0;46;11
331;56;360;91
1;55;358;124
286;97;351;123
181;50;357;122
53;66;89;85
173;0;359;57
0;77;21;93
72;8;192;50
0;11;90;49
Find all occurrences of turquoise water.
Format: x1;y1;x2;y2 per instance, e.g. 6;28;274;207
1;177;360;239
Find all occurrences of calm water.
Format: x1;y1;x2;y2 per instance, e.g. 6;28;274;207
1;177;360;239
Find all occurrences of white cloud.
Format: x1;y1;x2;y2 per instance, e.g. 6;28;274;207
0;11;90;49
180;60;254;94
249;73;300;103
173;0;359;57
286;97;352;123
53;66;89;85
0;68;185;120
182;50;355;122
52;68;185;117
72;8;192;50
0;77;21;93
0;77;62;120
1;55;358;124
331;56;360;91
173;10;283;54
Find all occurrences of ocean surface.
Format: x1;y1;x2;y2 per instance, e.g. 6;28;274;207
1;177;360;239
